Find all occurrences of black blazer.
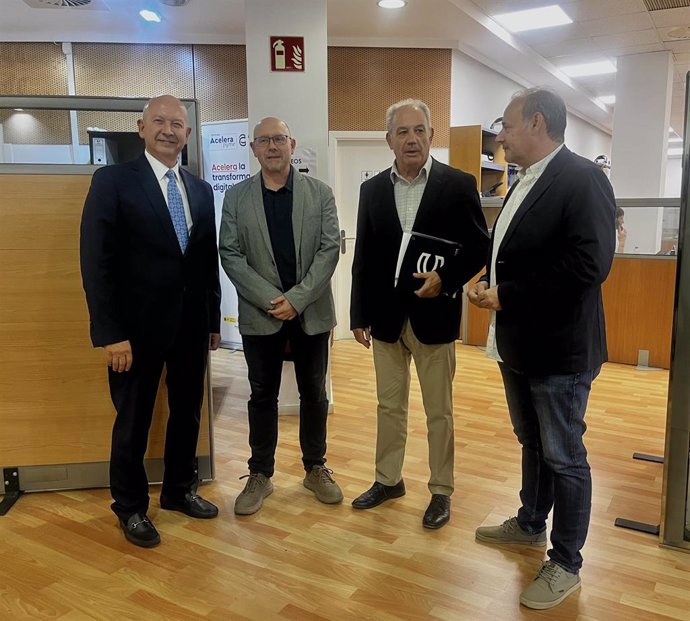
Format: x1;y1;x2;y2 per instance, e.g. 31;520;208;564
80;154;221;351
485;146;616;374
350;159;489;345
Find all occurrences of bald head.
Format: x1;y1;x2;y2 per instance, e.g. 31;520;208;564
137;95;191;168
253;116;291;139
250;116;295;181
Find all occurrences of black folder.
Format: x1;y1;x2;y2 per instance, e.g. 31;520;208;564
395;231;463;292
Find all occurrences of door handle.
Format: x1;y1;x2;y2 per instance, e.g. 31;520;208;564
340;229;346;255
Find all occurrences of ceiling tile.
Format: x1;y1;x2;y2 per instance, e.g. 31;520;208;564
579;11;654;36
560;0;648;21
650;7;690;27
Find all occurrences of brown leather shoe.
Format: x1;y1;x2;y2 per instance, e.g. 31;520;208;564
160;492;218;519
351;480;405;509
423;494;451;529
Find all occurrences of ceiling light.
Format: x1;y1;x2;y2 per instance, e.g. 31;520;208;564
668;147;683;156
493;4;572;33
377;0;406;8
597;95;615;105
13;108;24;112
561;60;616;77
669;137;683;143
139;9;161;22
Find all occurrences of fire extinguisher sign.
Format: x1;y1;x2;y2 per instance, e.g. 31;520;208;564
270;36;305;72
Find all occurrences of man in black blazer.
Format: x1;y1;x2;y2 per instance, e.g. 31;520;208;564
350;99;489;529
469;88;616;610
80;95;221;548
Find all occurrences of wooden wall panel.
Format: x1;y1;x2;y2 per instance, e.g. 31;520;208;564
602;257;676;368
328;47;452;146
463;256;677;369
193;44;248;123
0;174;209;468
0;43;68;96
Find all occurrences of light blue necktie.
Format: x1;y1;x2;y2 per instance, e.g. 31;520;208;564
165;169;189;253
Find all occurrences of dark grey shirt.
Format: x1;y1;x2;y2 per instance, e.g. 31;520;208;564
261;168;297;292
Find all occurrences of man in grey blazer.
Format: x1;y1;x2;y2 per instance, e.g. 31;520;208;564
219;117;342;515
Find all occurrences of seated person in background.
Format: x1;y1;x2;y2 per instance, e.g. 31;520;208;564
615;206;626;253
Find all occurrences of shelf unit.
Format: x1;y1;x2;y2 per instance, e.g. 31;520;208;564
449;125;509;197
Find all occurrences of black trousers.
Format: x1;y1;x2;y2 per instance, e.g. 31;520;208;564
242;321;330;476
107;317;208;520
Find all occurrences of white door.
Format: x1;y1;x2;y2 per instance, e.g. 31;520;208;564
329;132;393;340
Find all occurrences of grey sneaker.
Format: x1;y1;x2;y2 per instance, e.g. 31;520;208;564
520;561;581;609
303;466;344;504
234;473;273;515
475;516;547;546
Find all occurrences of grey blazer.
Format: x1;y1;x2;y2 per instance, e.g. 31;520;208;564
219;167;340;336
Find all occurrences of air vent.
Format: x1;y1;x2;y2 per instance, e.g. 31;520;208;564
642;0;690;10
22;0;109;8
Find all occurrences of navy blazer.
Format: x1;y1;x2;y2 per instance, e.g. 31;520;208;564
485;146;616;374
80;154;221;351
350;159;489;345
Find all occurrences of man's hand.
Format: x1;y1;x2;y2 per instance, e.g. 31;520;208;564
467;280;489;307
413;271;442;298
209;333;221;351
477;285;502;311
352;327;371;349
104;340;132;372
267;295;297;321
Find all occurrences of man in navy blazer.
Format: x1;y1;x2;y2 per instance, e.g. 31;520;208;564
469;88;616;610
80;95;221;548
350;99;489;529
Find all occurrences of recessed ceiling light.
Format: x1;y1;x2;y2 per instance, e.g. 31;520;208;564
668;147;683;156
13;108;24;112
139;9;161;22
597;95;615;105
493;4;572;33
669;137;683;143
561;60;616;77
378;0;406;8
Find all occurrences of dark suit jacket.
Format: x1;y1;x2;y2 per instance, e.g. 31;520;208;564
350;158;489;345
80;154;221;351
485;146;616;375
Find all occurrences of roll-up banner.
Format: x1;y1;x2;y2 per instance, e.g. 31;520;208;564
201;119;251;348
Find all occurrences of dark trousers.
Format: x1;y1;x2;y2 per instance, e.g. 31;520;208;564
499;363;600;573
107;319;209;520
242;321;329;476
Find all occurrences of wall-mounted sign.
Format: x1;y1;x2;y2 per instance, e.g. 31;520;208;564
270;36;304;72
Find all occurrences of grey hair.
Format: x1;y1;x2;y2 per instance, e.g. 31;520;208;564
512;87;566;142
386;99;432;132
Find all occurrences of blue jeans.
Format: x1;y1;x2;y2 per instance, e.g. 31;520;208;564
498;363;600;573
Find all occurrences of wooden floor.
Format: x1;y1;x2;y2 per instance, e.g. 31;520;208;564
1;341;689;620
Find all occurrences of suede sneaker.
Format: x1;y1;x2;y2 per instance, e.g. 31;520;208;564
520;560;581;609
475;516;547;546
234;473;273;515
303;465;344;504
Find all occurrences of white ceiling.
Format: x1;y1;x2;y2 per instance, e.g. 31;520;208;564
2;0;688;139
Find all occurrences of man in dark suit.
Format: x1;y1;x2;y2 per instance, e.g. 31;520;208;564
80;95;221;548
350;99;489;529
469;88;616;610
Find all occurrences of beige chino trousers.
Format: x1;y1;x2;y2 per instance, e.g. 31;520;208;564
372;319;456;496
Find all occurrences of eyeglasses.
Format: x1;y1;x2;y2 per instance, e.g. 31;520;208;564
253;134;290;147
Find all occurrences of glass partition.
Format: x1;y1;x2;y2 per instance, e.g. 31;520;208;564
661;73;690;551
0;95;200;174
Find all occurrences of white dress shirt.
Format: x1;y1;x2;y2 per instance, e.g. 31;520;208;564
144;150;192;231
390;156;433;232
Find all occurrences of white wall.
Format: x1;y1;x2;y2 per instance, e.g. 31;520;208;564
450;50;612;164
665;156;682;197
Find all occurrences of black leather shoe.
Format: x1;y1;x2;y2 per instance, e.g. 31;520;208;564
423;494;451;529
352;480;406;509
119;512;161;548
160;492;219;519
